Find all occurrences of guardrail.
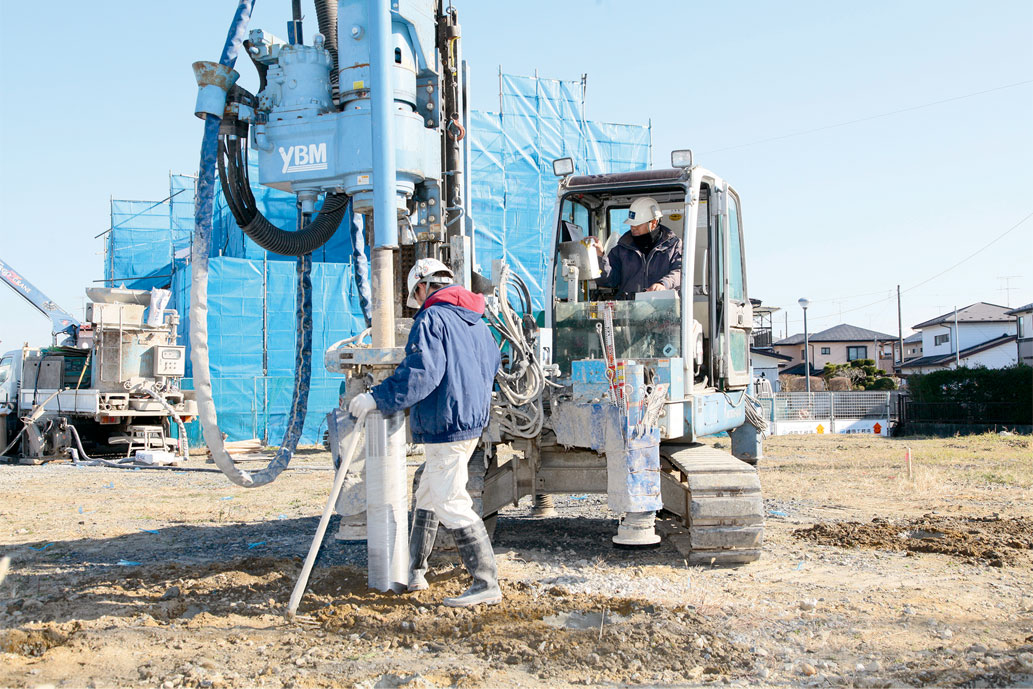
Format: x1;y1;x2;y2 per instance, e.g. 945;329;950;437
757;392;892;436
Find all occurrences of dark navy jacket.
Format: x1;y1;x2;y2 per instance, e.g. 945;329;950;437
597;224;683;299
370;285;501;444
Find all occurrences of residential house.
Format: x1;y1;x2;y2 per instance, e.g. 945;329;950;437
750;348;792;392
773;324;897;374
898;302;1017;375
894;332;922;362
1004;302;1032;366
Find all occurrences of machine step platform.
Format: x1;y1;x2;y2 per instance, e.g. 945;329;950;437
658;443;764;565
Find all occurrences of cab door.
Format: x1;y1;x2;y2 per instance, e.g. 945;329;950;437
716;185;751;388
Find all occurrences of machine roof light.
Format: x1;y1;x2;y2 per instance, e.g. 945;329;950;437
671;149;693;168
553;157;574;177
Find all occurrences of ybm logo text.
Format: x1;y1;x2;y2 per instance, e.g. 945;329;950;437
279;143;328;174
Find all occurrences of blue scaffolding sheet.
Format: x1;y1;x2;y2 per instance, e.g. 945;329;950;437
106;73;651;443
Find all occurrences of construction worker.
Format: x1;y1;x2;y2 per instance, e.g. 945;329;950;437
589;196;682;299
348;258;502;607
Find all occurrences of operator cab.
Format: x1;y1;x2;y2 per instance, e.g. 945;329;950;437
545;158;752;396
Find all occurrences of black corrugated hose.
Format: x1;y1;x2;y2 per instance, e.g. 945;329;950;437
313;0;340;103
217;132;349;256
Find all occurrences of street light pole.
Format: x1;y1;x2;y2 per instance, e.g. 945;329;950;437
799;298;811;395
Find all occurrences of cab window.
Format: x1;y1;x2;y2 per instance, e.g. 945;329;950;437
0;357;11;385
560;198;590;239
728;194;745;302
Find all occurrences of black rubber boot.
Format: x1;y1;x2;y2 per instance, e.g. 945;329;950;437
408;509;438;592
443;520;502;607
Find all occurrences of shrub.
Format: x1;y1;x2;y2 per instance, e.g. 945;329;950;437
907;365;1032;424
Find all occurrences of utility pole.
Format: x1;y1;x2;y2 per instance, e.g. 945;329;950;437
896;284;903;365
799;298;811;395
953;306;961;368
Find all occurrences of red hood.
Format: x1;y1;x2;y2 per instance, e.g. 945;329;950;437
422;285;485;315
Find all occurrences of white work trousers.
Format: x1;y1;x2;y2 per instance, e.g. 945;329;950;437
413;437;480;529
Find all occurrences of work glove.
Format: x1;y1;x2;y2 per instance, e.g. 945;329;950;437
348;392;377;419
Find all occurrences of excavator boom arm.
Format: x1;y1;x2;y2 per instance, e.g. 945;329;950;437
0;258;80;345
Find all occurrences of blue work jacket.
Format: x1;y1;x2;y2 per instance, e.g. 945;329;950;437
370;285;501;444
597;224;683;299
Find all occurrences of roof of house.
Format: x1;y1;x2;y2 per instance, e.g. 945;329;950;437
903;332;922;344
1005;302;1033;316
751;347;793;362
898;334;1017;370
780;363;824;377
774;333;805;346
773;323;895;346
913;302;1014;329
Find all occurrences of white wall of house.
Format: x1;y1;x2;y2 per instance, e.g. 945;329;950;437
921;321;1016;357
908;341;1017;374
1014;310;1033;365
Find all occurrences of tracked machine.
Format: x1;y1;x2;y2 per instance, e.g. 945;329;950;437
472;157;768;564
192;0;767;589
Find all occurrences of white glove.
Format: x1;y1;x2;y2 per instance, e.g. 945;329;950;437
348;392;377;419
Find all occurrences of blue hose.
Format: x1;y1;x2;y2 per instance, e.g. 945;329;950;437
348;200;373;327
191;0;314;487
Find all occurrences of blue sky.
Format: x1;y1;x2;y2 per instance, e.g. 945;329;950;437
1;0;1031;352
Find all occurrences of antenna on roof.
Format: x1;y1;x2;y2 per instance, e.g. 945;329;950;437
997;275;1022;307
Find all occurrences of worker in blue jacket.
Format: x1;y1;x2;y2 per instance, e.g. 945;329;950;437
349;258;502;607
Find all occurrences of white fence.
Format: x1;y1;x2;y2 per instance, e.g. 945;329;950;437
757;392;892;437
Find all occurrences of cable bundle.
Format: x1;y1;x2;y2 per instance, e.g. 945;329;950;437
484;265;547;438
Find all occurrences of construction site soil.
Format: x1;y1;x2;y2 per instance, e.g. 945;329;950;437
2;433;1032;688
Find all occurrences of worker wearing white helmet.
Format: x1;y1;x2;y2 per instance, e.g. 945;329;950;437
589;196;683;298
349;257;503;607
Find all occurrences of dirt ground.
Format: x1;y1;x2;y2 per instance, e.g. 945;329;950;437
2;433;1032;688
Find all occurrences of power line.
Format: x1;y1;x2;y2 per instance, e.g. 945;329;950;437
901;211;1033;295
704;78;1033;154
783;211;1033;326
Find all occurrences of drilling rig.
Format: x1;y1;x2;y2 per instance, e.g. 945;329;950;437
191;0;767;592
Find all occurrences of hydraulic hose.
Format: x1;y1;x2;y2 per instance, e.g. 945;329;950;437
192;0;316;488
348;201;372;327
131;384;190;458
313;0;340;103
217;134;349;256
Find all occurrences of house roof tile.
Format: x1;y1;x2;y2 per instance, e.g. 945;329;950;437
1004;302;1033;316
898;334;1017;370
913;302;1014;329
773;323;895;345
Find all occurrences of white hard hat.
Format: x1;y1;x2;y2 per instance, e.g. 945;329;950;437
406;258;454;309
624;197;663;227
